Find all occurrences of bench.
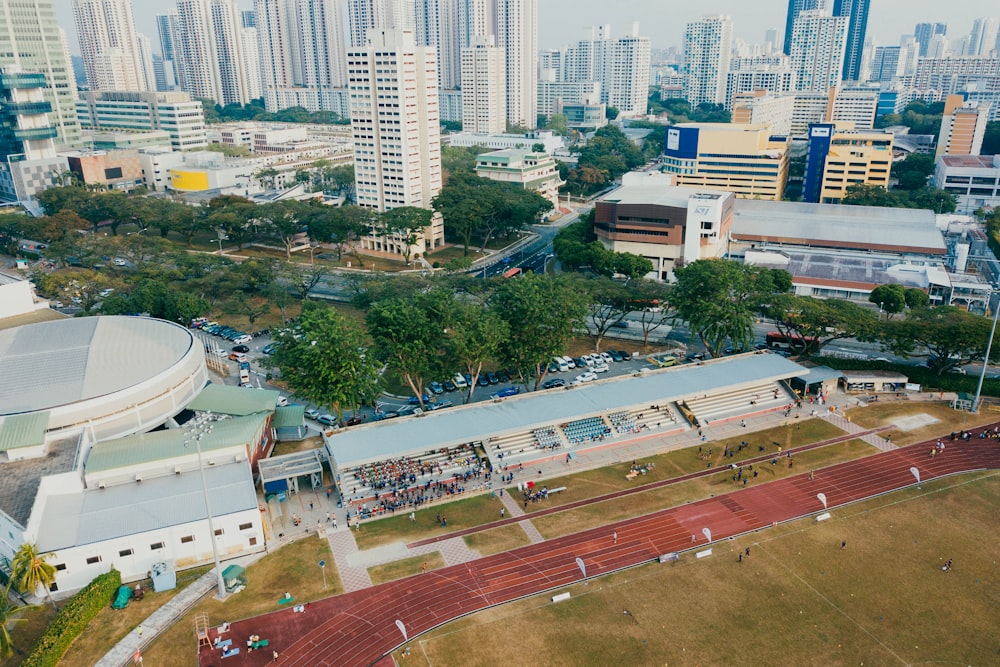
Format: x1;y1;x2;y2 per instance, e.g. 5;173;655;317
251;639;270;650
214;639;233;649
222;648;240;658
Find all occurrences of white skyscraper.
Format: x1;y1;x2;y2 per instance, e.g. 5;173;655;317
73;0;151;91
348;0;413;48
789;9;848;92
174;0;252;106
135;33;158;94
683;15;733;107
497;0;537;129
415;0;461;90
461;35;506;133
240;11;262;101
966;17;999;57
348;29;444;255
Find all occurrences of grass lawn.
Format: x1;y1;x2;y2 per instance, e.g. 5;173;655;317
139;536;338;667
57;566;211;667
531;438;876;540
368;552;445;584
400;471;1000;667
521;419;846;513
463;525;532;556
844;401;998;446
0;605;56;667
353;493;507;551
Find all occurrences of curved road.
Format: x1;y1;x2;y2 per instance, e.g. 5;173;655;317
202;431;1000;667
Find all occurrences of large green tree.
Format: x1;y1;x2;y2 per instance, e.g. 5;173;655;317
880;305;999;374
449;303;509;403
869;283;906;319
377;206;434;265
490;274;588;390
765;294;880;354
269;302;383;422
669;259;789;358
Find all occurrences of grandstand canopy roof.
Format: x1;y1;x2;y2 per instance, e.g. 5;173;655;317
272;404;305;429
327;354;804;469
0;316;194;416
0;412;49;452
36;462;257;552
186;384;280;416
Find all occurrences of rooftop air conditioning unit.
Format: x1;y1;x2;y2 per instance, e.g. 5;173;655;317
98;481;106;489
208;459;216;466
135;474;143;483
174;467;182;475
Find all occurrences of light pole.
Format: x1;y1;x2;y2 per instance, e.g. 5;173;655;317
215;229;228;256
973;293;1000;413
184;414;227;600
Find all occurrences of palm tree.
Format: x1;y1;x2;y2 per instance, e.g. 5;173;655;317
0;581;35;657
10;544;56;608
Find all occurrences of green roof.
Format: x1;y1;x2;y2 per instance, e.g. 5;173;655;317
85;413;269;474
186;384;280;416
273;404;305;429
0;412;50;451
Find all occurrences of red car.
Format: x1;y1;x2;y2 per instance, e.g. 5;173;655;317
345;415;364;426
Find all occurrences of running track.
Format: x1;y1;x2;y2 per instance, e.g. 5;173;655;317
202;432;1000;667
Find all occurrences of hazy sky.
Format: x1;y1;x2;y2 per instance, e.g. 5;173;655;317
54;0;992;57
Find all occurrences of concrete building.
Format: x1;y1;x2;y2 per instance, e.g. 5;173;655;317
660;123;790;200
556;24;651;118
802;122;892;203
934;154;1000;213
0;270;50;318
935;95;991;158
869;46;902;83
732;91;795;136
173;0;253;106
448;129;565;153
914;22;947;57
76;90;208;151
474;149;563;209
830;86;878;130
414;0;462;92
724;55;795;109
594;172;733;281
348;29;444;257
833;0;870;82
72;0;151;92
789;9;848;93
497;0;538;129
782;0;823;56
965;17;998;58
460;36;506;134
536;80;602;118
913;57;1000;98
64;149;144;191
682;15;733;107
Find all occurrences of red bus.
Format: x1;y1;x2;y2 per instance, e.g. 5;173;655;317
765;331;817;351
501;267;522;279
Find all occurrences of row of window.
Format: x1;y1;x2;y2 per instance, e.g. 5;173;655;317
73;523;256;568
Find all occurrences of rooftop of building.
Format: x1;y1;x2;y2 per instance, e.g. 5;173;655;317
186;384;280;416
600;182;730;208
745;248;951;291
476;148;552;164
0;316;195;416
731;199;945;255
939;155;999;169
0;435;79;527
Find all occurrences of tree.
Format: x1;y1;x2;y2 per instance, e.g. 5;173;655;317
765;294;880;354
269;302;383;423
10;544;56;608
366;289;454;409
880;305;999;374
580;276;631;352
255;200;306;260
0;581;36;657
377;206;433;265
605;106;619;120
629;279;672;347
223;292;271;325
36;186;91;216
904;288;930;310
892;153;935;190
491;274;588;390
669;260;789;358
449;303;509;403
983;121;1000;155
869;283;906;319
304;204;369;259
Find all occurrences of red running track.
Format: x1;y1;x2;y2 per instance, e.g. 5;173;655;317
200;433;1000;667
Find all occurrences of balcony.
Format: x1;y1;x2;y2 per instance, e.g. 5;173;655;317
2;100;51;115
0;72;47;89
12;125;58;141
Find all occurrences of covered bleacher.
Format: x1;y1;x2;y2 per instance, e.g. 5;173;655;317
324;354;806;512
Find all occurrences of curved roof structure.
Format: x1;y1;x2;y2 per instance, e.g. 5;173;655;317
0;316;194;415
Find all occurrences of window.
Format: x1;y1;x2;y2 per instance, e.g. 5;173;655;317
249;537;258;546
214;528;224;536
239;523;252;531
150;541;164;550
55;563;66;571
86;556;101;565
180;535;194;544
104;166;123;179
119;549;133;557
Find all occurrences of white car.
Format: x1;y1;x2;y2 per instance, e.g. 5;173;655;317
232;334;253;345
580;355;596;367
572;371;598;384
276;396;289;407
599;352;614;364
591;362;610;373
304;408;321;420
112;258;127;267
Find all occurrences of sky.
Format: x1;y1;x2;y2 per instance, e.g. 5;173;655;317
54;0;992;57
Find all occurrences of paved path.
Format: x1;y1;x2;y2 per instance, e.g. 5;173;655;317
822;412;897;451
499;489;545;543
201;426;1000;667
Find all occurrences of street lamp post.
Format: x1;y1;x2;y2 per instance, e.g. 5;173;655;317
215;229;228;256
184;415;227;600
973;294;1000;413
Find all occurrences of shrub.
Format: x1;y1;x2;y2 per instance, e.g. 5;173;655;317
22;568;122;667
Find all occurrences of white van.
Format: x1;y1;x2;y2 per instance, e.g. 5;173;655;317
560;355;576;369
552;356;570;372
453;374;468;389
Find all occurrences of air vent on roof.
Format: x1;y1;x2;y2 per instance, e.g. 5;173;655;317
135;474;142;483
98;481;106;490
208;459;216;466
174;467;182;475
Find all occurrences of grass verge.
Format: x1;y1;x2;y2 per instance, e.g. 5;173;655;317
368;553;445;585
844;401;999;446
462;525;533;556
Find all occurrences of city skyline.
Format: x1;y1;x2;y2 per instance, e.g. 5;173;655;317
54;0;995;57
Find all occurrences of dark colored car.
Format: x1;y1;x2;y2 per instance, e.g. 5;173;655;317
687;352;705;362
428;381;444;395
408;394;431;405
486;372;499;384
345;415;363;426
608;350;624;362
611;320;629;329
262;343;279;355
493;386;520;398
477;375;489;387
232;344;250;353
542;378;566;389
496;369;510;383
443;379;457;392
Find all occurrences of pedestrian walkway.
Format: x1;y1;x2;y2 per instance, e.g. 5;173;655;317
499;490;544;544
821;411;896;451
328;528;373;593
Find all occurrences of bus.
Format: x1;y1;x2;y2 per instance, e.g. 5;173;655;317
501;267;522;279
765;331;818;352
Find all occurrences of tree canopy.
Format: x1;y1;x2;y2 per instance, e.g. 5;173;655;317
879;305;1000;374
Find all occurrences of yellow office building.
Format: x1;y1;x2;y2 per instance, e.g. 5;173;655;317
660;123;789;200
802;122;893;203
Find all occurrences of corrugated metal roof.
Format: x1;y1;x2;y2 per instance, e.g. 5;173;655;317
327;354;804;468
35;462;257;552
0;412;50;451
272;404;305;429
186;384;280;416
84;413;268;474
0;316;194;415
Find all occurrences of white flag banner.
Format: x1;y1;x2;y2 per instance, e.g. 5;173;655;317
910;466;920;483
395;619;407;642
817;492;828;509
701;527;712;543
575;557;586;579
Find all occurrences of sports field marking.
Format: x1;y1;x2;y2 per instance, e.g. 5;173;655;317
891;413;940;431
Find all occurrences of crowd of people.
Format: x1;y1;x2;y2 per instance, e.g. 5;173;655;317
347;466;492;520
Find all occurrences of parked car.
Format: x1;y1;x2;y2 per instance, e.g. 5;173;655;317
443;379;457;392
542;378;566;389
571;371;598;385
276;396;288;407
579;355;596;367
317;414;337;426
496;369;510;382
408;393;431;405
304;408;321;420
492;386;520;398
232;344;250;353
486;371;499;384
427;400;454;411
228;352;246;362
477;375;489;387
686;352;705;362
232;334;253;345
112;258;127;267
608;350;624;362
572;357;587;369
599;352;614;364
428;381;444;395
262;342;279;355
452;374;468;389
345;415;363;426
591;362;610;373
611;320;629;329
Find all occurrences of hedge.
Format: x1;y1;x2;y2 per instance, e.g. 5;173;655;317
807;356;1000;397
22;568;122;667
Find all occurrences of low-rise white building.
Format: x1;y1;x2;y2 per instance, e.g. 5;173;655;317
76;91;207;151
474;149;564;210
0;269;49;318
934;154;1000;214
448;130;566;154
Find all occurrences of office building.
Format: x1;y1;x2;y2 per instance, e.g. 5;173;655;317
73;0;151;92
497;0;537;129
782;0;823;56
936;95;991;158
832;0;870;82
934;154;1000;213
830;86;878;129
660;123;790;200
802;122;892;203
474;148;562;209
789;9;848;93
239;10;262;102
732;91;795;136
348;30;444;255
460;37;506;134
725;55;795;109
966;17;998;57
174;0;253;106
683;15;733;107
914;22;947;57
76;90;208;151
869;46;902;83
